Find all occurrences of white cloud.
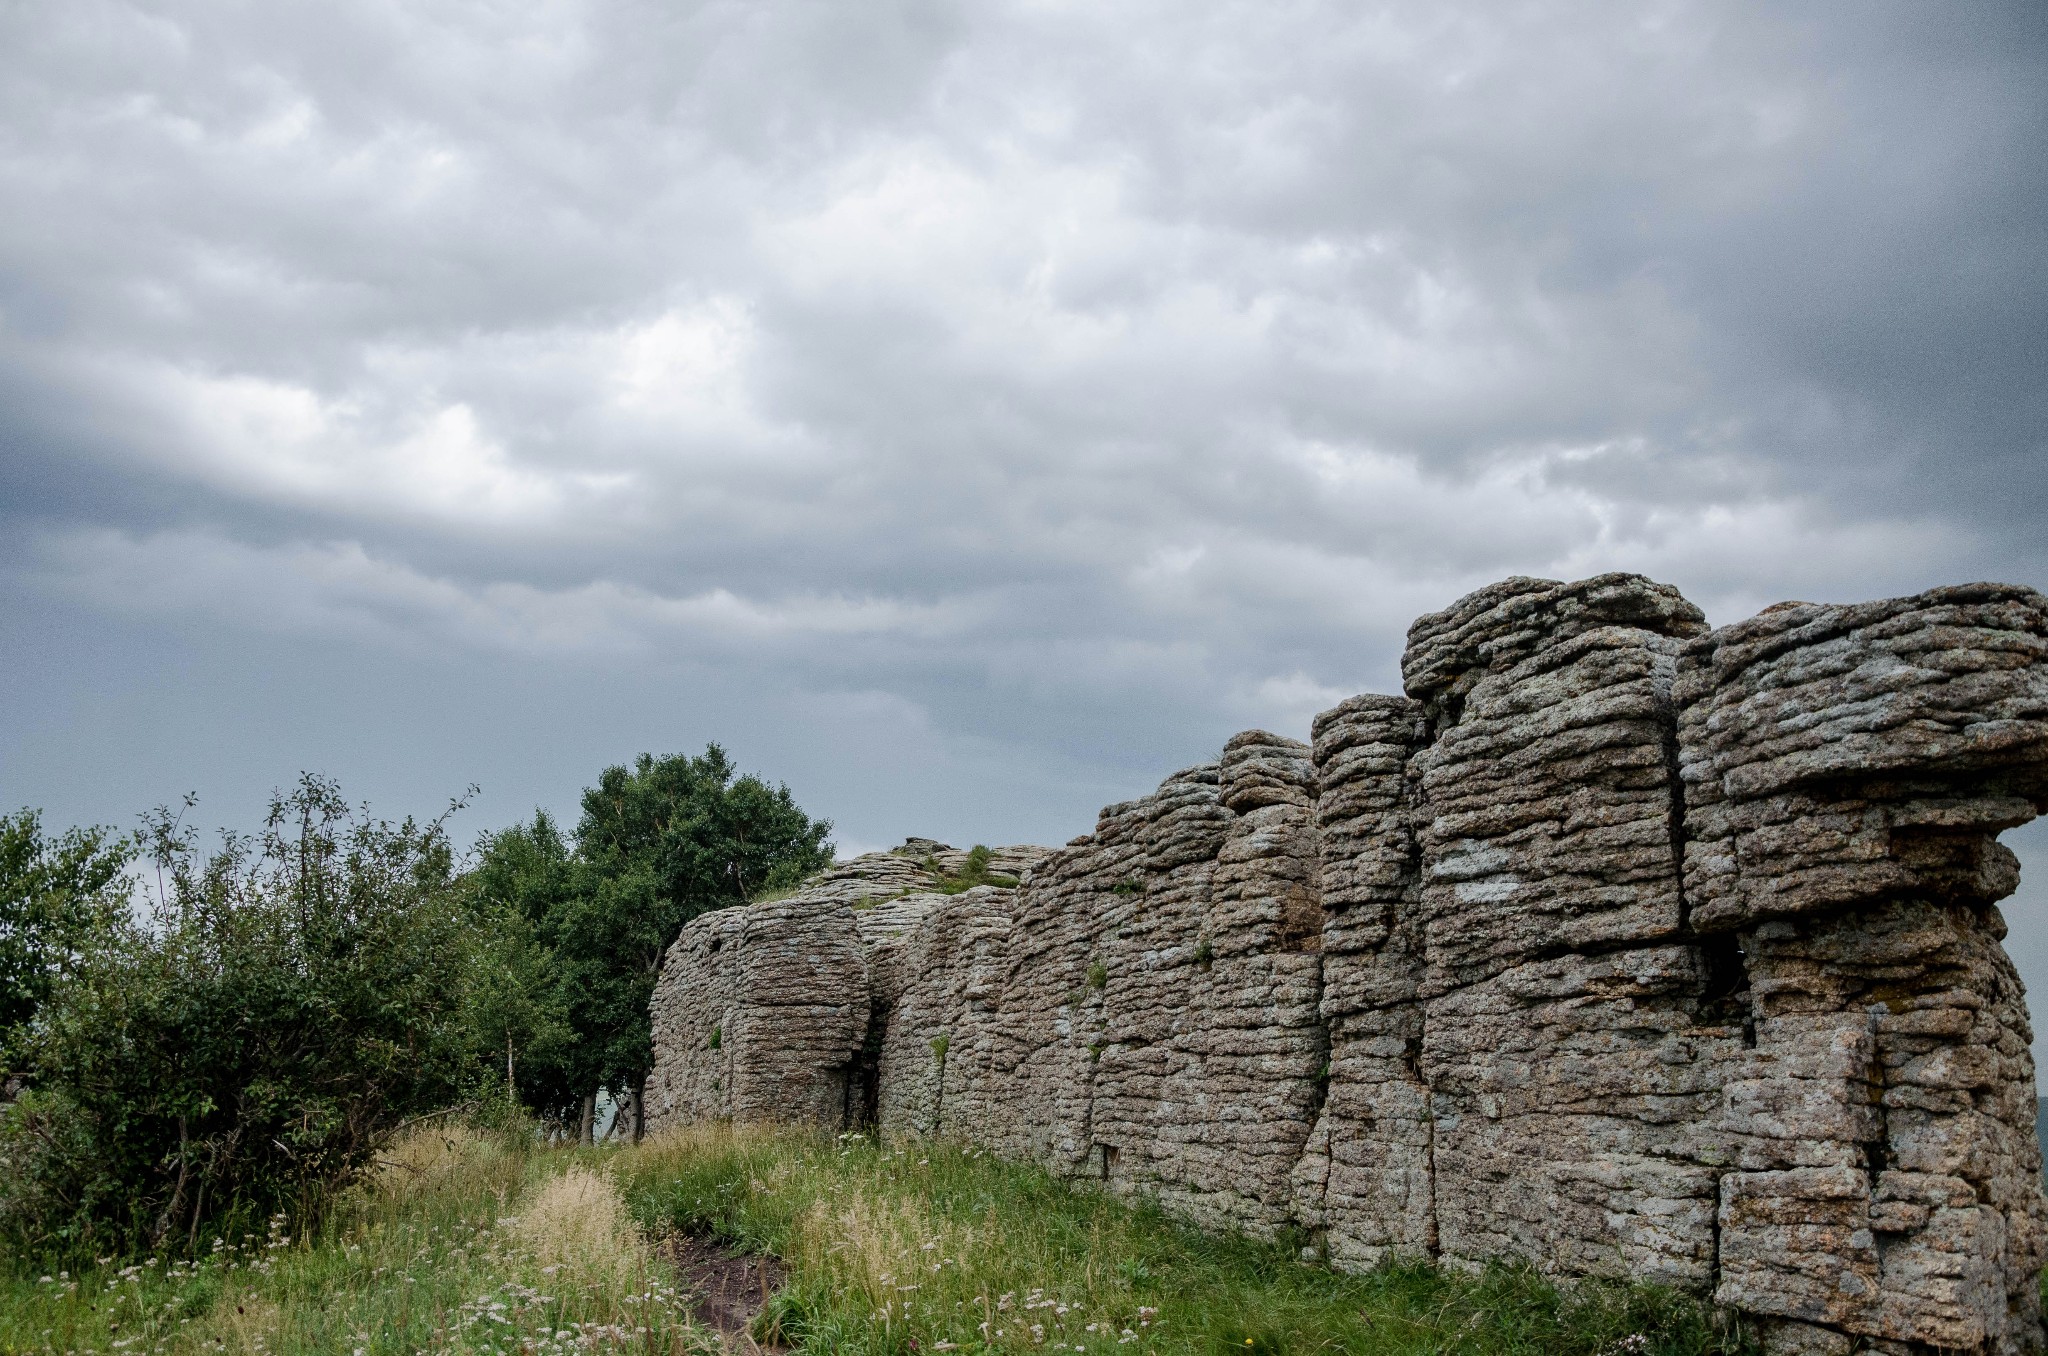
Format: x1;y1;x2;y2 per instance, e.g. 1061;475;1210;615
153;371;590;526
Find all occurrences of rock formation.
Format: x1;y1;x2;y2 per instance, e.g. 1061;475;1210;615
644;573;2048;1356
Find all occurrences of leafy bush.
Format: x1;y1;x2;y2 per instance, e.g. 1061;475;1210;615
460;811;580;1117
0;808;134;1063
0;776;475;1263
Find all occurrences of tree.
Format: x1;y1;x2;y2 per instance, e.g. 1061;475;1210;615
557;745;832;1137
0;777;474;1262
460;813;578;1121
0;809;134;1067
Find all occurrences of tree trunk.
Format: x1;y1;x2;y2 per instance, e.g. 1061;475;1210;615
579;1092;596;1145
629;1078;646;1144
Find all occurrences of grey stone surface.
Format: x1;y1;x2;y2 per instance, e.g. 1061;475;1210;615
645;575;2048;1356
1675;586;2048;1351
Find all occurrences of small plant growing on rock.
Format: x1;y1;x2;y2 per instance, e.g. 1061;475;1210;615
932;845;1021;894
708;1025;721;1050
929;1033;950;1063
1086;961;1108;990
1110;876;1144;896
1194;939;1214;969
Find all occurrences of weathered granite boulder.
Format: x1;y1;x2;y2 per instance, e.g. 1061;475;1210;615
644;575;2048;1356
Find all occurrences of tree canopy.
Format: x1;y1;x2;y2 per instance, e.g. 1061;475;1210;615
469;744;833;1127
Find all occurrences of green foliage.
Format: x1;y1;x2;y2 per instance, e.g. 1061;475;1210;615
0;776;474;1264
708;1025;722;1050
933;843;1021;894
1194;938;1215;968
929;1033;950;1063
1086;960;1108;990
0;808;134;1062
461;813;582;1117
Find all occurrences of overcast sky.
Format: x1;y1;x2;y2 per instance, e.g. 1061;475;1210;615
4;0;2047;1017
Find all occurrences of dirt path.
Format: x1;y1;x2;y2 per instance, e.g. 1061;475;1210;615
658;1233;790;1353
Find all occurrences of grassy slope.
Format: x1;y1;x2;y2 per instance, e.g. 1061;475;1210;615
1;1121;1754;1356
0;1124;703;1356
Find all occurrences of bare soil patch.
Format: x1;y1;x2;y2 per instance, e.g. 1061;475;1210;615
658;1233;790;1352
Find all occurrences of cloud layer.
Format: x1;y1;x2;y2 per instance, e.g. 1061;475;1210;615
2;1;2043;871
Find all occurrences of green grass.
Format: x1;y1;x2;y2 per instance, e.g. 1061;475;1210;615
1;1119;1757;1356
620;1124;1754;1356
0;1124;712;1356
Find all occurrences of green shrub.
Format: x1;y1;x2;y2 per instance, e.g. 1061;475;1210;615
0;776;475;1264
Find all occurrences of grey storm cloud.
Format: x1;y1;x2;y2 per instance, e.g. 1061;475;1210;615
2;0;2044;866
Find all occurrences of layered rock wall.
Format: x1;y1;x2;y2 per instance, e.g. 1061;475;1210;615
645;574;2048;1356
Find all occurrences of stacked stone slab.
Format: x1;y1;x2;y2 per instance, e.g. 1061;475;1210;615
1094;735;1329;1235
1401;575;1746;1289
644;841;1052;1132
1291;693;1435;1265
1678;585;2048;1353
643;573;2048;1356
642;897;871;1128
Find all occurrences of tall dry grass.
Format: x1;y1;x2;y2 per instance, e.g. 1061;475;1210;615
515;1164;648;1290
